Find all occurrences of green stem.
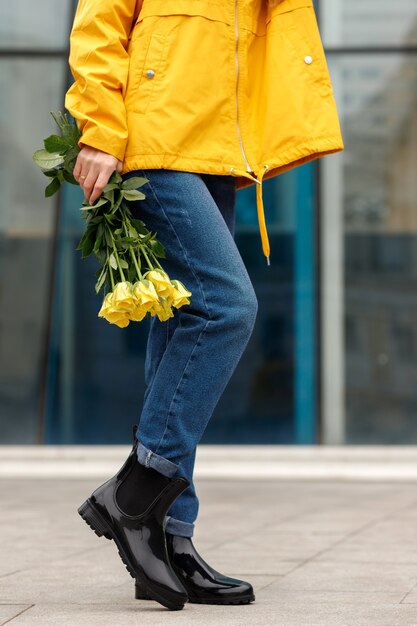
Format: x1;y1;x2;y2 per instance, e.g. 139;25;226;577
140;244;154;272
149;250;164;270
107;224;126;282
50;111;63;132
123;225;143;281
121;206;155;276
130;246;143;281
107;252;115;290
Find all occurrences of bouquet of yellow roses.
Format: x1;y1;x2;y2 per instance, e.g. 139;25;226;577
33;111;192;328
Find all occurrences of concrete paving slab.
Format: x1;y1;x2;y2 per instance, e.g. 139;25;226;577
2;472;417;625
7;598;417;626
269;559;417;593
0;605;33;626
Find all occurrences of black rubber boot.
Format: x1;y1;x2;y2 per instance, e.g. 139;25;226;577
135;532;255;605
77;425;189;611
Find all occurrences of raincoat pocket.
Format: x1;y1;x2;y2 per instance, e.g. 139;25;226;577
275;6;333;97
126;29;169;115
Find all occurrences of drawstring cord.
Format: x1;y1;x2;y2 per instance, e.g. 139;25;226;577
230;164;271;266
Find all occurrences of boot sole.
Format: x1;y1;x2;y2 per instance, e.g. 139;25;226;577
135;582;255;604
189;594;255;605
78;498;186;611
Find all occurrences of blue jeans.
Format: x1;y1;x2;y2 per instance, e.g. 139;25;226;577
121;168;258;537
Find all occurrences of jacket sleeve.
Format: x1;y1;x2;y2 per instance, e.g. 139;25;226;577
64;0;143;162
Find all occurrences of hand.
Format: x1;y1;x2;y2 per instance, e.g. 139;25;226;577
73;145;123;205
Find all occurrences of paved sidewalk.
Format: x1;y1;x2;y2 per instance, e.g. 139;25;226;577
1;450;417;625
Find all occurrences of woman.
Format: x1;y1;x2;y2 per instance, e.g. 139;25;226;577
66;0;344;612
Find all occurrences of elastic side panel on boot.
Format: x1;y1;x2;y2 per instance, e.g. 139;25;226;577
116;459;171;517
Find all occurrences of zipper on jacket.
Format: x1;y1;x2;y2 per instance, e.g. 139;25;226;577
234;0;252;173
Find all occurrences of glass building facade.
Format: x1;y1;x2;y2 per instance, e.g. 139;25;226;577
0;1;416;445
319;0;417;443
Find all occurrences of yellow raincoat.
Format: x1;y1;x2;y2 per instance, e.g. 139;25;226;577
65;0;344;265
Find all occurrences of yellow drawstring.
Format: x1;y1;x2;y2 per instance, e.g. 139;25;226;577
230;164;270;266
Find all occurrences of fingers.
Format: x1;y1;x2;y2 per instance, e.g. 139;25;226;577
73;150;83;181
89;171;113;205
73;146;122;205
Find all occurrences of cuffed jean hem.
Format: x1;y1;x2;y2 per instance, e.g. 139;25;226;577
136;440;179;478
165;515;195;538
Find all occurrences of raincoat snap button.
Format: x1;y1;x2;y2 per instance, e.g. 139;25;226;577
145;69;155;78
304;55;313;64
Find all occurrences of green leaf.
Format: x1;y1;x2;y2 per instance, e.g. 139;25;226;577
121;176;149;190
63;146;80;174
93;235;103;254
79;225;97;258
62;169;78;185
104;228;113;248
90;197;108;209
45;177;61;197
94;249;106;265
119;258;129;269
128;264;137;282
119;236;136;245
103;189;115;203
33;149;65;170
109;253;118;270
102;183;119;193
44;168;59;178
44;134;69;153
149;239;166;257
95;266;108;294
138;232;151;244
122;189;146;201
80;197;109;212
109;171;122;185
128;225;138;238
131;218;148;234
110;192;124;214
62;115;81;146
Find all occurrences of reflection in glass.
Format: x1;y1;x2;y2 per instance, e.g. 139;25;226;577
324;54;417;443
0;59;66;442
0;1;71;50
321;0;417;48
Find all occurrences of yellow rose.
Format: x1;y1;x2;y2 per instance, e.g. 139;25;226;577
131;279;160;321
150;296;175;322
98;292;130;328
98;292;113;318
111;316;130;328
130;308;148;322
132;279;160;311
170;279;192;309
143;269;175;300
112;281;136;313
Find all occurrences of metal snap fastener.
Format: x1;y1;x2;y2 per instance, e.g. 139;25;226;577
230;167;235;175
304;55;313;64
145;69;155;78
